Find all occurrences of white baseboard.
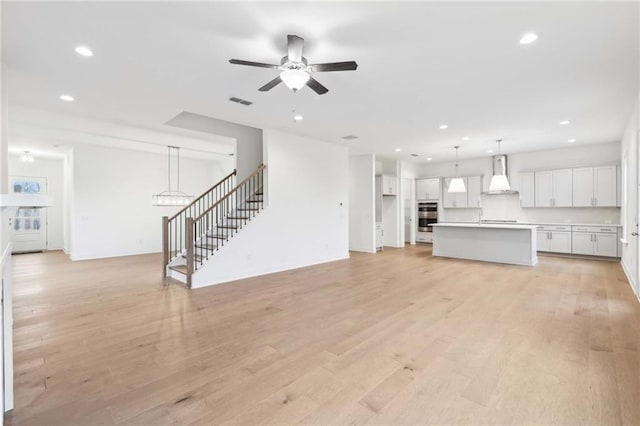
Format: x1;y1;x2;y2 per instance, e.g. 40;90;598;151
70;250;162;261
620;259;639;301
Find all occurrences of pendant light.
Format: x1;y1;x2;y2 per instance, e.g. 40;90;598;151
152;146;195;206
20;151;35;163
448;146;466;193
489;139;512;192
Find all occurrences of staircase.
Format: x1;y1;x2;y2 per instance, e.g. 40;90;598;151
162;164;266;287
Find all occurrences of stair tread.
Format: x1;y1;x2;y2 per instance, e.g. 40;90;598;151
181;253;205;260
237;208;259;211
195;243;218;250
218;225;238;229
207;235;229;240
227;216;250;220
169;265;187;274
246;200;263;203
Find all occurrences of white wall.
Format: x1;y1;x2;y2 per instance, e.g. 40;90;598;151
418;142;621;225
349;155;375;253
620;95;639;297
71;144;232;260
192;129;349;288
8;155;64;250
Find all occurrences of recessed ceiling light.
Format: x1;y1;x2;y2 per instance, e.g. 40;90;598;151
520;33;538;45
568;139;576;143
439;124;448;130
60;94;74;102
559;120;570;125
487;150;493;153
426;157;432;161
74;45;93;57
293;114;303;121
395;148;401;152
462;137;469;141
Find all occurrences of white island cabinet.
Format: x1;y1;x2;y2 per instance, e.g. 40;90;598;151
432;223;538;266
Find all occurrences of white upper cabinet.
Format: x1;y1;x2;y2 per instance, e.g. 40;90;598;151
467;176;482;209
594;166;617;207
442;176;482;209
380;175;397;196
534;171;553;207
572;167;594;207
415;178;440;200
518;172;535;208
552;169;573;207
572;166;616;207
534;169;572;207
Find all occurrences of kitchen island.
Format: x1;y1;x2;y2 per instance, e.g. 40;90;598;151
432;223;538;266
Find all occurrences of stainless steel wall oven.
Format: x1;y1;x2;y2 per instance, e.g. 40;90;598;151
417;202;438;232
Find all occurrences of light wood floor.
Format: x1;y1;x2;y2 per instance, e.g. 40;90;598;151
5;245;640;425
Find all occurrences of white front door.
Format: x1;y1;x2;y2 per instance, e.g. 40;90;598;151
9;176;48;253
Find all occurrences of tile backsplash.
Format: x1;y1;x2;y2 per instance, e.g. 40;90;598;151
441;193;621;224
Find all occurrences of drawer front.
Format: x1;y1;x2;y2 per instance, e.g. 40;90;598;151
572;225;617;234
537;225;571;231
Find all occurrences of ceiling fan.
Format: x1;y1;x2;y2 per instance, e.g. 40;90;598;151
229;34;358;95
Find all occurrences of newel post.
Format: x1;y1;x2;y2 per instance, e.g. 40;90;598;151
162;216;169;277
186;217;194;288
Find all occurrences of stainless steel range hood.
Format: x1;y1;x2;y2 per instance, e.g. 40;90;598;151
483;154;519;195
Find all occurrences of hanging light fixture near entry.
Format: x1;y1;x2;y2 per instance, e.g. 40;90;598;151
489;139;512;192
152;146;195;206
448;146;466;193
20;151;35;163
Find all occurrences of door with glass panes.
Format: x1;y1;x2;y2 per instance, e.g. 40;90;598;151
9;176;47;253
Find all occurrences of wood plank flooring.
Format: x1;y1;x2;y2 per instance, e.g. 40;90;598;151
5;245;640;425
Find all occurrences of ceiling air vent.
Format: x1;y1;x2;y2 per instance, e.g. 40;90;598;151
341;134;359;140
410;154;419;157
229;97;253;106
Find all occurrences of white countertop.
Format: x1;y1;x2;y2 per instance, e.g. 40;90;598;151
433;223;537;230
441;221;622;227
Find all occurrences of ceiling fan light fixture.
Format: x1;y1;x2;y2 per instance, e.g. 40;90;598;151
280;69;310;92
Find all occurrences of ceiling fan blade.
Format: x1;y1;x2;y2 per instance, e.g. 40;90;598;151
287;35;304;62
306;77;329;95
229;59;279;69
258;76;282;92
310;61;358;72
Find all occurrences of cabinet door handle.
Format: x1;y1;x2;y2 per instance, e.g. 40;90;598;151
594;198;597;206
550;232;553;240
593;234;597;242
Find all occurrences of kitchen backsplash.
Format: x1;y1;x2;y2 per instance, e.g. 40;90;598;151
442;193;621;224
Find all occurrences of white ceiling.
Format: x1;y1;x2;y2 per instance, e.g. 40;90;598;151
2;1;638;163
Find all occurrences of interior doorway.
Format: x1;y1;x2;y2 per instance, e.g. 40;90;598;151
403;178;415;244
9;176;48;253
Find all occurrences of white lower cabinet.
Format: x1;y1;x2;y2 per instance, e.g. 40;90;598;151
571;232;593;255
571;226;618;257
536;226;571;253
594;232;617;257
549;231;572;253
537;225;619;257
536;230;549;251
